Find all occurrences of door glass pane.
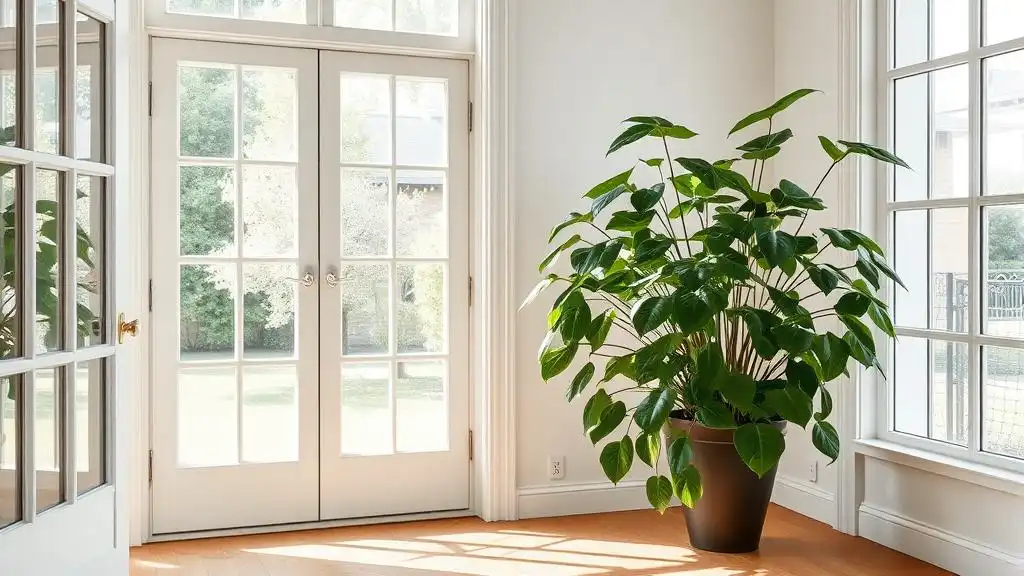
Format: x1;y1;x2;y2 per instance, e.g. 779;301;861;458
0;0;17;147
37;0;57;24
396;170;446;258
0;165;20;358
0;375;20;529
242;365;297;463
34;368;62;512
985;50;1024;196
341;362;391;455
983;346;1024;459
179;165;236;257
35;4;60;155
75;13;104;162
36;170;62;354
341;263;389;355
180;264;236;361
341;168;390;258
985;0;1024;46
75;359;104;494
984;205;1024;338
177;366;237;468
893;210;928;328
396;360;446;452
395;78;447;166
931;340;969;445
243;263;296;359
335;0;391;31
397;263;444;354
932;208;968;332
242;166;296;258
179;65;235;159
340;74;391;164
76;174;104;347
242;67;297;161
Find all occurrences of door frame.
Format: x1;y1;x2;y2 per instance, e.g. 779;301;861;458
133;1;515;544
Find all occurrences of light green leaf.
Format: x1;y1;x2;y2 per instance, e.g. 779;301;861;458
549;212;593;242
584;169;634;199
672;465;703;508
599;436;634;484
646;475;675;514
583;389;612;432
733;423;786;478
818;135;846;161
636;431;661;467
539;234;582;272
667;435;694;477
521;274;558;310
729;89;820;135
587;310;616;349
541;343;578;381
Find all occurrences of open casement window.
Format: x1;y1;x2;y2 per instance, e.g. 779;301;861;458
146;0;475;53
878;0;1024;473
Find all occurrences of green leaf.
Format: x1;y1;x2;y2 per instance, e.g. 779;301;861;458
844;331;877;369
673;465;703;508
631;296;674;336
591;185;628;216
786;358;820;398
607;210;656;233
871;252;907;290
566;362;595;402
819;136;846;161
652;124;698;140
812;421;840;463
634;236;674;263
772;324;815;354
835;292;871;316
737;129;794;152
719;372;756;412
838;140;911;169
541;343;578;381
767;287;801;316
840;314;876;354
599;436;634;484
729;89;820;135
583;389;613;432
806;266;840;296
763;384;813;427
584;169;634;199
821;228;858;250
589;401;627;444
673;292;713;334
856;252;881;290
728;307;781;359
756;230;798;267
733;423;786;478
813;333;850;382
587;310;616;349
558;293;592;342
572;240;623;275
602;354;635;383
815;386;834;421
646;475;675;514
636;432;661;467
539;234;582;272
521;274;558;310
867;303;896;338
667;435;694;477
643;158;664;168
697;400;737;429
631;184;665;212
607;124;655;156
741;146;782;161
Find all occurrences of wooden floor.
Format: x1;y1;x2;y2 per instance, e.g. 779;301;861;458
131;505;951;575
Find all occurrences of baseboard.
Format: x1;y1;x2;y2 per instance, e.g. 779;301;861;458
859;503;1024;576
770;474;837;527
517;480;649;519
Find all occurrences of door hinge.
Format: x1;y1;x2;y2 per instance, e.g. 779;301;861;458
148;82;153;117
468;101;474;133
468;430;474;461
468;276;474;308
148;279;153;312
148;449;153;485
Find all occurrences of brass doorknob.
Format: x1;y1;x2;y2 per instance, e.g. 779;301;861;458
118;313;139;344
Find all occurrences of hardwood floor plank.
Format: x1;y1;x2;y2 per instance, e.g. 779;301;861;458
131;505;951;575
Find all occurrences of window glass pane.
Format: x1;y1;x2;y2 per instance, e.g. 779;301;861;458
75;13;104;162
75;359;104;494
893;73;927;202
932;0;968;59
179;165;236;257
893;210;929;328
34;368;62;512
243;263;296;359
931;340;969;445
341;362;391;455
240;0;304;23
340;74;391;165
984;205;1024;338
397;263;444;354
179;64;235;159
893;336;968;445
396;170;446;258
0;375;20;529
396;0;457;36
983;346;1024;459
168;0;234;18
985;0;1024;46
0;165;20;358
35;0;60;154
177;366;237;467
395;78;447;166
894;335;929;437
76;174;104;347
931;208;968;332
336;0;391;31
180;263;236;361
241;365;298;463
0;0;17;146
36;170;62;353
341;263;389;355
396;360;446;452
894;0;967;68
985;50;1024;196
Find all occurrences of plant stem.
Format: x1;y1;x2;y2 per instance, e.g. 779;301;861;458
663;137;692;258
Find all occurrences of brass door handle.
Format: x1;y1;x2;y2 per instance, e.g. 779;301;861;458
118;313;139;344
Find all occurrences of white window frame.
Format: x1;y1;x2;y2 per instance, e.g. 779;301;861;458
144;0;475;55
875;0;1024;475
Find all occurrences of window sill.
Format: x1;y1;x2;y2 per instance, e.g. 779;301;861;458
854;438;1024;497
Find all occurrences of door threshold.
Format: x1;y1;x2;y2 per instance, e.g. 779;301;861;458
146;509;475;543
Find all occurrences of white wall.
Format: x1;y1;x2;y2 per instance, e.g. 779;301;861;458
512;0;776;513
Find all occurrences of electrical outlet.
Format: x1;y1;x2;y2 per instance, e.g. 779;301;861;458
549;456;565;480
808;460;818;483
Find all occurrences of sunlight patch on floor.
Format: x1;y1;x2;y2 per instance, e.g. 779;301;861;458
131;559;179;570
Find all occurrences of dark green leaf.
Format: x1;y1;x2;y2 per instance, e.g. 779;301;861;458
729;89;820;135
624;116;673;126
646;475;675;514
737;129;794;152
807;266;841;296
541;343;578;381
838;140;911;169
634;236;674;263
742;146;782;161
815;386;834;421
856;253;881;290
813;333;850;382
768;287;801;316
558;292;592;342
673;292;713;334
844;330;877;368
591;184;628;216
549;212;593;242
772;324;815;354
634;334;683;382
733;422;787;478
719;372;756;412
652;124;698;140
786;358;820;398
840;314;876;354
812;421;840;463
867;303;896;338
599;436;634;484
587;310;616;349
835;292;871;316
819;136;846;161
589;401;627;444
696;400;737;429
566;362;595;402
795;235;819;254
756;230;798;267
584;169;634;199
668;435;694;477
539;234;582;272
583;389;612;432
763;384;813;427
871;252;907;289
607;124;655;156
607;210;656;233
631;184;665;212
780;257;798;277
821;228;858;250
602;354;635;383
673;465;703;508
636;432;661;467
728;307;781;359
632;296;674;336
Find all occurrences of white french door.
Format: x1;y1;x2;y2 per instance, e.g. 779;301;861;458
149;39;470;535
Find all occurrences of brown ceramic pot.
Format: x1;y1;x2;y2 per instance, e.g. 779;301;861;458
664;415;786;553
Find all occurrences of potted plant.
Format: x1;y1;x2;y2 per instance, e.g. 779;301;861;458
524;89;907;553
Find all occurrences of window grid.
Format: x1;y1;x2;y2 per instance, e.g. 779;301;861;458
0;0;114;533
880;0;1024;472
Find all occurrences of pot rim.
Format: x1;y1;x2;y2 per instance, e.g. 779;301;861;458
665;417;787;444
